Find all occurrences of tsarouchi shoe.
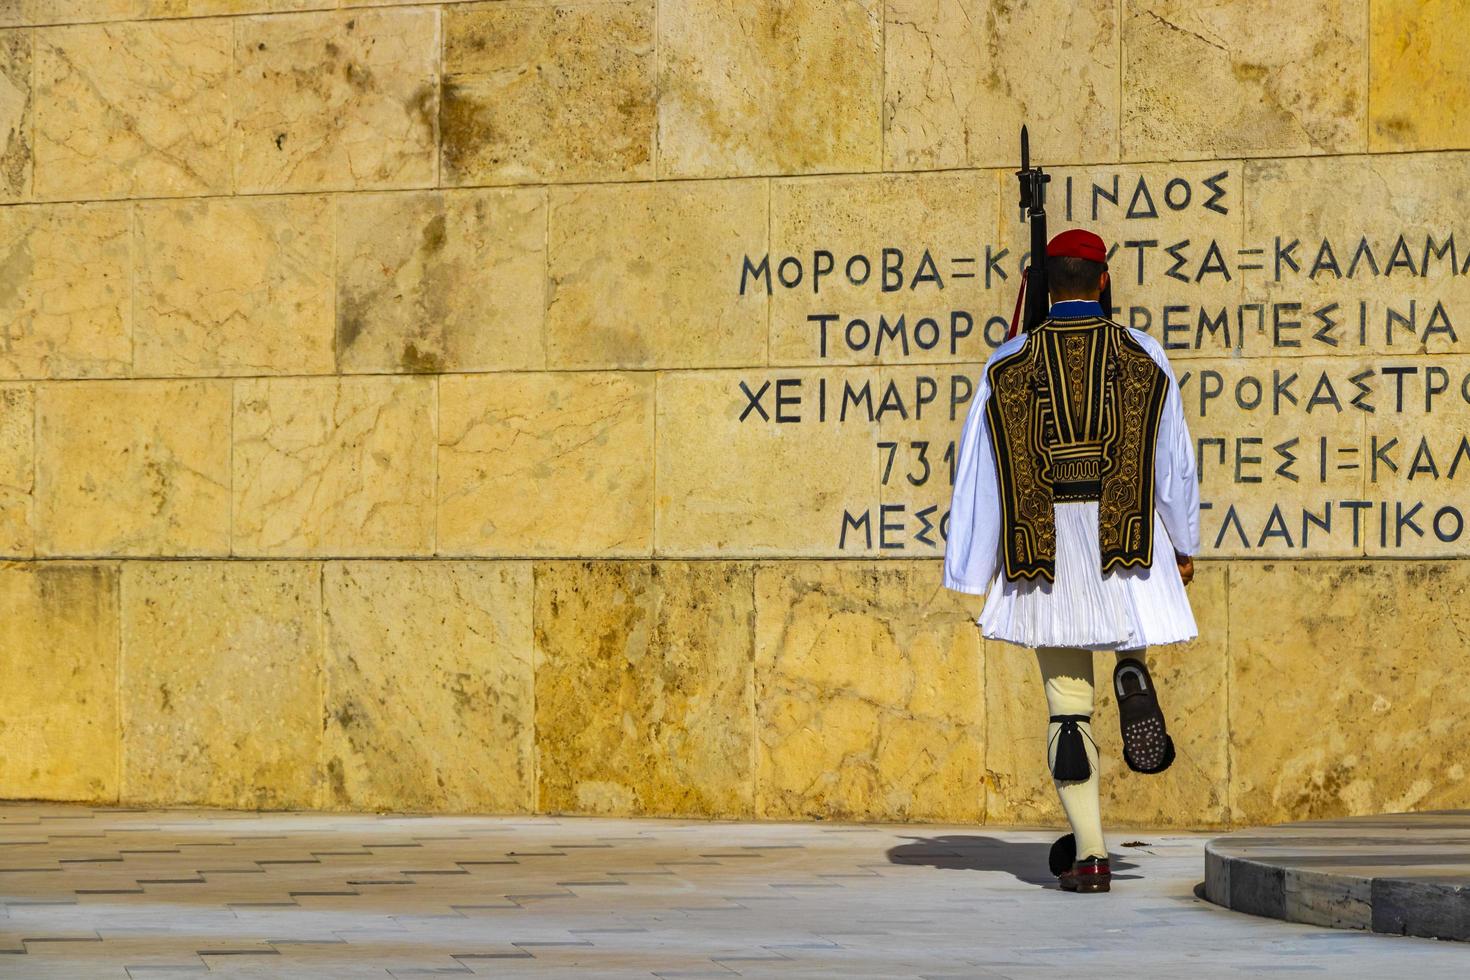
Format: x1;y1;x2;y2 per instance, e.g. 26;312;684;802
1113;657;1175;774
1058;855;1112;893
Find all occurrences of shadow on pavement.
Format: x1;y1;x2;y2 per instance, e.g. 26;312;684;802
884;834;1141;888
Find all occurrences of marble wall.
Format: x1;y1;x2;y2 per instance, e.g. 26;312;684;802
1;0;1466;831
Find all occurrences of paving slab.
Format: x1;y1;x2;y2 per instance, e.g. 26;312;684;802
1;802;1467;978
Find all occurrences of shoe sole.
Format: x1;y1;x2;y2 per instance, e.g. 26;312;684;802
1072;880;1110;893
1059;876;1112;893
1114;657;1174;774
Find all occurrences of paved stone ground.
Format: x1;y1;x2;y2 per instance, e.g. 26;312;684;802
1;803;1465;979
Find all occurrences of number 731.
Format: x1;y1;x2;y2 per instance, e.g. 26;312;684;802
877;441;957;487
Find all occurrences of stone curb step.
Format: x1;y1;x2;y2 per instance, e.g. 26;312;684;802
1204;810;1470;941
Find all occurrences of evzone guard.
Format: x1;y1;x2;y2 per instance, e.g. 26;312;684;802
943;130;1202;894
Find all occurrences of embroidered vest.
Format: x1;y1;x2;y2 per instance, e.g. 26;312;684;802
983;314;1170;583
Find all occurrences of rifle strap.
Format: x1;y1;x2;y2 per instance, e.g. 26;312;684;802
1006;266;1029;341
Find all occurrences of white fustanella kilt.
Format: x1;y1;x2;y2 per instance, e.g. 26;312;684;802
978;500;1198;651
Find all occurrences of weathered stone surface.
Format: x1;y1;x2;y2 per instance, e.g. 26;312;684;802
152;1;329;15
658;0;881;178
1361;354;1470;558
233;377;435;557
0;1;332;25
135;195;334;376
1370;0;1470;152
234;7;437;193
547;179;767;369
0;383;31;556
0;30;31;200
1243;154;1470;358
335;188;546;374
755;560;983;822
0;562;118;801
655;368;880;557
534;560;755;817
33;19;232;199
998;162;1245;356
0;203;131;379
438;372;653;557
121;561;321;809
0;1;136;28
982;563;1229;829
769;171;1001;366
36;381;231;556
322;561;535;814
885;0;1119;170
1182;357;1369;559
1229;561;1470;824
877;365;984;562
1121;0;1367;160
442;0;655;185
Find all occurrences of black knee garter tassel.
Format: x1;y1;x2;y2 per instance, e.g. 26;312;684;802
1048;714;1095;782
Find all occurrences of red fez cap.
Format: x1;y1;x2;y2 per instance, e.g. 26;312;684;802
1046;228;1108;264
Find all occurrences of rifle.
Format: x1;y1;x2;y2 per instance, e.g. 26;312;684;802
1008;127;1114;341
1010;125;1050;340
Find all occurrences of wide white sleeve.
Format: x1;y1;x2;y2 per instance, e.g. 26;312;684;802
942;370;1002;595
1148;348;1200;556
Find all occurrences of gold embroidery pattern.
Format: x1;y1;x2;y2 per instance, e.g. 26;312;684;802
984;315;1170;583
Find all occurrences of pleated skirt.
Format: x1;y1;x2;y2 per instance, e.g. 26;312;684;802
978;500;1198;651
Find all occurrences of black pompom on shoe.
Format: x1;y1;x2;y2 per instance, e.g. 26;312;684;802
1113;657;1175;774
1049;834;1076;877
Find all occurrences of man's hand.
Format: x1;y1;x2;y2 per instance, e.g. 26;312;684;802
1175;551;1194;586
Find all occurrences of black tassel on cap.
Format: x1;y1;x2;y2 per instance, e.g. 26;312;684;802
1048;714;1094;782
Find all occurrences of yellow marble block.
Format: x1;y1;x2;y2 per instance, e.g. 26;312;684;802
547;178;767;369
336;189;546;374
147;2;332;16
0;203;131;379
877;365;985;562
438;372;653;557
1370;0;1470;151
120;561;322;809
655;368;881;557
658;0;881;178
996;161;1245;357
233;7;437;193
981;563;1229;829
1181;356;1370;560
0;383;31;556
754;560;983;822
769;171;1001;366
135;195;334;377
534;560;755;818
442;0;655;185
36;380;231;557
1230;560;1470;823
32;19;232;199
1121;0;1366;160
884;0;1119;170
0;2;137;28
1360;356;1470;559
233;376;436;557
0;562;119;801
0;29;31;200
322;561;535;814
1243;154;1470;359
5;1;332;25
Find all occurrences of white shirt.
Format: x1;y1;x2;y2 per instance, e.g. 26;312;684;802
941;323;1200;596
